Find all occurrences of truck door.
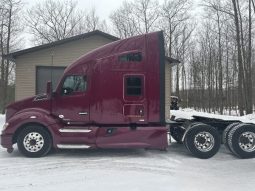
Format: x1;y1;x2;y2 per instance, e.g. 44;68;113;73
52;75;90;124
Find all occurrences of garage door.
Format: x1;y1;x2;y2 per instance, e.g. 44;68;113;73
36;66;66;94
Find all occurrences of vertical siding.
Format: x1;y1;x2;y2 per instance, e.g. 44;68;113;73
165;63;171;120
15;35;114;100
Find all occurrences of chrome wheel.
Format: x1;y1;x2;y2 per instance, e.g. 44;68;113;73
194;132;215;152
23;132;45;152
239;132;255;152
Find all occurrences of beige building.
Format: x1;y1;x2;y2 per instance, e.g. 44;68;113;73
9;30;119;101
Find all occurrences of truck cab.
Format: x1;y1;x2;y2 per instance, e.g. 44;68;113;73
1;31;169;157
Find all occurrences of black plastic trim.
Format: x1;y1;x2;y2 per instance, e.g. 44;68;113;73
158;31;166;125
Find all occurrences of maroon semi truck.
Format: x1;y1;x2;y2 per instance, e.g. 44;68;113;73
1;31;255;159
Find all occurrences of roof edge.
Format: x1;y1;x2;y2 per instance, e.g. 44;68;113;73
7;30;119;59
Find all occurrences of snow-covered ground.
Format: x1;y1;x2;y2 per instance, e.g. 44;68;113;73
0;114;4;127
171;108;255;124
0;113;255;191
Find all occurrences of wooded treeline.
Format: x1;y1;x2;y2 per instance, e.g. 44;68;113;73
0;0;254;115
185;0;255;115
0;0;21;113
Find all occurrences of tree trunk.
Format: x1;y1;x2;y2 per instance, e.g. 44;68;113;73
232;0;244;116
246;0;253;114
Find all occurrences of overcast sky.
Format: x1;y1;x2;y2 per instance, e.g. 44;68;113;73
21;0;201;48
23;0;130;19
23;0;200;19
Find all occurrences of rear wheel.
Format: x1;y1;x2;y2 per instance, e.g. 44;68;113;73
222;122;240;150
183;122;202;150
184;123;221;159
17;125;52;157
227;123;255;159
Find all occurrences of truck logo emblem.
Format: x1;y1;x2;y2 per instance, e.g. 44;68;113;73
59;115;64;119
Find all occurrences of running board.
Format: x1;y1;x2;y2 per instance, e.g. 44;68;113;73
57;144;91;149
59;128;92;133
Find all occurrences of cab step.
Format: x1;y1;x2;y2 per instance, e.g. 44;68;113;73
59;128;91;133
56;144;91;149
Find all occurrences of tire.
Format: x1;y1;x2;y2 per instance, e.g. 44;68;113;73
184;123;221;159
183;122;202;150
222;122;240;150
17;125;52;158
227;123;255;159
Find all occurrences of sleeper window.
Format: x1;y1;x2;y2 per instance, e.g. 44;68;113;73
119;52;142;62
125;76;142;96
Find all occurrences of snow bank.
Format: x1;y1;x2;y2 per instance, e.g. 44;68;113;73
171;108;255;124
0;140;255;191
0;112;255;191
0;115;5;128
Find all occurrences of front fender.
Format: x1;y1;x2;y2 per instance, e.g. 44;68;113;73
4;108;59;136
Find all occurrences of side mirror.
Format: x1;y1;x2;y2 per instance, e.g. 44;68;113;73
46;81;52;97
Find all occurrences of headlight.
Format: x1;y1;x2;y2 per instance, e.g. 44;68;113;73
2;123;9;131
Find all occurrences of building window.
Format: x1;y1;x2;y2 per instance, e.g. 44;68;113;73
62;75;87;95
125;76;142;96
119;52;142;62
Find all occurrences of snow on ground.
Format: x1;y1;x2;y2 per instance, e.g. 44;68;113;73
0;113;255;191
0;115;4;127
171;108;255;124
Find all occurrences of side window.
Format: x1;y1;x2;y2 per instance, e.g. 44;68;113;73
125;76;142;96
62;75;87;95
119;52;142;62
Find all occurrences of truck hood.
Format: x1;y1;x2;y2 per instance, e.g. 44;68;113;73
6;94;51;121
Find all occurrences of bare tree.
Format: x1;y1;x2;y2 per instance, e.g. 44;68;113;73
110;0;159;38
134;0;160;33
26;0;107;45
185;0;255;115
110;1;140;38
247;0;253;114
0;0;23;113
81;8;108;33
160;0;191;57
159;0;192;99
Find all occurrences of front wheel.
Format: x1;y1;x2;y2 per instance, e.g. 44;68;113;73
17;125;52;157
184;123;221;159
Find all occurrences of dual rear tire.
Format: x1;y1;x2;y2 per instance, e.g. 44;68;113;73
183;123;221;159
183;122;255;159
223;123;255;159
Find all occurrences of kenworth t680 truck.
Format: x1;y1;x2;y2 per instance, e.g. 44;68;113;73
1;31;255;159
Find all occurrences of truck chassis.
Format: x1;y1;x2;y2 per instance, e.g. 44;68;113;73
168;115;255;159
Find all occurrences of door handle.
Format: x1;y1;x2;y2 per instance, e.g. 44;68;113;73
79;112;88;115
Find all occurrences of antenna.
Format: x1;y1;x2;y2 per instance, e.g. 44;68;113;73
51;49;54;88
50;49;54;114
